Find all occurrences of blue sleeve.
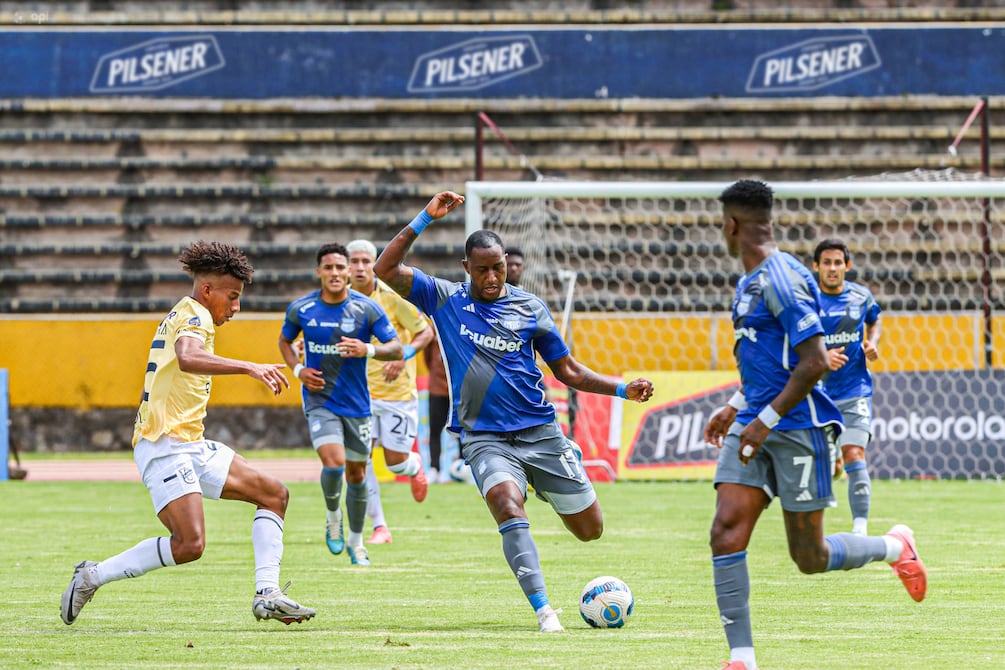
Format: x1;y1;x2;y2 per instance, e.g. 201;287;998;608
764;268;824;348
281;303;302;340
866;294;882;324
536;327;571;362
408;267;438;315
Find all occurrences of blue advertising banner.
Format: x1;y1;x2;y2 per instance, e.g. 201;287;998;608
2;26;1003;99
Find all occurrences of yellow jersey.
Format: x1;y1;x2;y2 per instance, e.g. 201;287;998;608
367;279;429;402
132;296;215;446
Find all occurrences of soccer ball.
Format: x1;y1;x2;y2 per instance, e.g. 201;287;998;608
448;458;476;484
579;576;634;628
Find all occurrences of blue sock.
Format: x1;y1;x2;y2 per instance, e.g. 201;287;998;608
499;518;549;611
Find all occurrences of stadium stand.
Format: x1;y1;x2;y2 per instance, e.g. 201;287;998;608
0;93;999;312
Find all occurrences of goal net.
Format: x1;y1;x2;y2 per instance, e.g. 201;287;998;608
464;170;1005;481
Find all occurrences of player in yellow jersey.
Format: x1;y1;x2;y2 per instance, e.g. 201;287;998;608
61;241;315;626
347;239;435;544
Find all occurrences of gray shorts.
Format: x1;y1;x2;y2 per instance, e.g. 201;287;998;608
306;406;372;462
835;396;873;449
461;420;597;515
714;422;836;512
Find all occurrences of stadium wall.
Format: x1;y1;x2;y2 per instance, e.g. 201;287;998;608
3;26;1005;98
2;312;1003;409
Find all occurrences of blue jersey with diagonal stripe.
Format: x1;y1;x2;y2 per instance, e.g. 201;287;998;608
732;250;842;431
819;281;881;401
281;289;397;417
407;268;570;433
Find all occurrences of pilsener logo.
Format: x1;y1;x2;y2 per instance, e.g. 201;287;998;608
90;35;225;94
408;35;542;93
746;35;880;93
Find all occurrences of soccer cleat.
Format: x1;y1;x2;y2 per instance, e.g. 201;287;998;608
719;662;750;670
325;509;345;555
60;560;100;625
367;525;392;545
410;465;428;503
347;544;371;566
536;605;565;633
886;524;927;602
253;581;316;625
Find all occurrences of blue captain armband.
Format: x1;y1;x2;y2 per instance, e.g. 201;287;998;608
408;210;434;235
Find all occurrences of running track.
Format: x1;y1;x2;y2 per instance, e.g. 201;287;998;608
17;459;321;483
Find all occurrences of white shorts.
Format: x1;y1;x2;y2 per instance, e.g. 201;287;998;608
370;398;418;455
134;435;236;514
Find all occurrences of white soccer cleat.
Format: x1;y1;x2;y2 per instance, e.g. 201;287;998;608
61;560;100;625
252;581;316;625
536;605;565;633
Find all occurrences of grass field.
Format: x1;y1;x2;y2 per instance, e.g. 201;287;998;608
2;476;1003;669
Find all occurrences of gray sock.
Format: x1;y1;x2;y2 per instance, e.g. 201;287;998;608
345;481;368;535
499;518;549;611
825;533;888;570
320;466;344;512
845;460;871;523
712;551;753;650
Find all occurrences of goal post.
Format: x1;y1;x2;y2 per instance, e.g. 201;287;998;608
464;172;1005;481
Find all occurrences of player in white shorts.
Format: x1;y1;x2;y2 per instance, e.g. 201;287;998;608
61;241;314;627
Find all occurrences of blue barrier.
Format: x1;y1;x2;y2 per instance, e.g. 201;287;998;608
2;26;1003;98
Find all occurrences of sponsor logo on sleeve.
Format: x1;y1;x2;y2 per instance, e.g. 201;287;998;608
408;35;542;93
90;35;225;94
746;34;881;93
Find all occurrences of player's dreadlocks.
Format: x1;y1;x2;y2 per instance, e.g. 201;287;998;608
178;241;255;284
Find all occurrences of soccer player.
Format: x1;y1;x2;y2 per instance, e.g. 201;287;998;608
374;191;655;633
703;180;926;670
61;241;315;626
346;238;434;545
813;238;882;536
504;246;525;286
278;242;403;567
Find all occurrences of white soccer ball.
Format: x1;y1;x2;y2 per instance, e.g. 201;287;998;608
579;576;634;628
448;458;476;484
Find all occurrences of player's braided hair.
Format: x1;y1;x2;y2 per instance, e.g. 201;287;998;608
178;240;254;284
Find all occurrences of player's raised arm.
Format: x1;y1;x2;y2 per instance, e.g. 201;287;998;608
375;190;464;298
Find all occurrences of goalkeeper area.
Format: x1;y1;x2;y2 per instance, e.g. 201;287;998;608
465;170;1005;481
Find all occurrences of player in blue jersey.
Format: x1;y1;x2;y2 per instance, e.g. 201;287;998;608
279;242;402;567
374;191;655;633
813;238;882;536
702;180;926;670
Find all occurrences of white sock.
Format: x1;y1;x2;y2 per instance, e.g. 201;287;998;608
883;535;904;562
326;507;340;526
348;531;364;547
852;517;869;536
96;537;175;584
252;510;284;592
365;462;386;528
386;451;421;477
731;647;757;669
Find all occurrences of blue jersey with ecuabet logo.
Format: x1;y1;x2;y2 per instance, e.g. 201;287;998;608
281;289;397;417
818;281;881;401
732;250;842;431
407;267;570;434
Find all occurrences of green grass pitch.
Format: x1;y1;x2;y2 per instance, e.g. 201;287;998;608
2;476;1003;669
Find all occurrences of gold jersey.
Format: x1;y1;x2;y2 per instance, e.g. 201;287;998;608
367;279;429;402
132;296;215;446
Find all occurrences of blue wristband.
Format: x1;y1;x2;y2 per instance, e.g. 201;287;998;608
403;344;416;360
408;210;434;235
615;382;628;400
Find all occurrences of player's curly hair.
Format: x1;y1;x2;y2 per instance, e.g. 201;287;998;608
178;240;254;284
